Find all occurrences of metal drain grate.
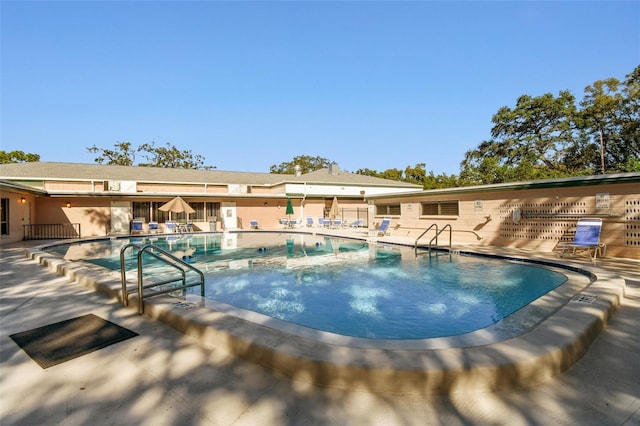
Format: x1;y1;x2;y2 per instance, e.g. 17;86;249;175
573;294;598;304
173;301;198;310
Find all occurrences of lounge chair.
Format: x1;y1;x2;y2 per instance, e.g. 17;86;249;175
148;221;159;234
131;220;144;234
331;218;342;228
306;217;314;227
349;219;363;228
559;218;606;261
373;217;391;236
279;218;289;228
250;220;260;229
318;217;329;228
165;221;178;233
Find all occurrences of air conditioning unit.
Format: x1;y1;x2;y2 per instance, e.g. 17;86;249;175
228;184;249;194
106;180;121;191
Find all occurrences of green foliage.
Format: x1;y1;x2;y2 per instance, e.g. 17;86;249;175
356;163;458;189
137;142;214;170
87;141;215;169
270;155;332;174
461;64;640;183
0;150;40;164
87;142;136;166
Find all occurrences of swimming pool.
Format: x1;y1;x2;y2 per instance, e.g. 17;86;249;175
47;232;569;340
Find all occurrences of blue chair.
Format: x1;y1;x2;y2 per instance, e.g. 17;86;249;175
559;218;605;260
375;217;391;236
250;220;260;229
349;219;363;228
165;221;178;233
332;218;342;228
148;221;159;234
131;220;143;234
319;217;329;228
306;217;314;227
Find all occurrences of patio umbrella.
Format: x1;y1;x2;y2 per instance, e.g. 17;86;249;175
329;196;340;221
285;198;294;222
158;196;195;221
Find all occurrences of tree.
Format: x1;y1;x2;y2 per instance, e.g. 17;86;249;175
87;142;136;166
579;78;624;173
87;141;215;169
617;65;640;171
0;150;40;163
137;142;214;170
490;90;578;170
270;155;333;174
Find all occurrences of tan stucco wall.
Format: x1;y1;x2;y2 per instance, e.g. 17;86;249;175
35;197;112;237
0;190;36;243
375;182;640;259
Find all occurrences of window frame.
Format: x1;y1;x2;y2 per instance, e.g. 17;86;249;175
420;200;460;218
375;203;401;217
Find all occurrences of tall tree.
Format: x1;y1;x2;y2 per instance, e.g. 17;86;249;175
0;150;40;163
618;65;640;171
460;91;579;184
579;78;624;173
270;155;332;174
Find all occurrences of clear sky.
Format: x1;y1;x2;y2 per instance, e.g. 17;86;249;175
2;1;639;176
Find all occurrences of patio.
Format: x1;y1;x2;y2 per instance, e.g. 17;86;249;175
1;238;638;425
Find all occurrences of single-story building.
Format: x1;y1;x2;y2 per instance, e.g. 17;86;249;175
1;162;638;259
366;172;640;259
0;162;422;242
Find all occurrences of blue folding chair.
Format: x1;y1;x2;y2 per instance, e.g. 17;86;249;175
559;218;605;260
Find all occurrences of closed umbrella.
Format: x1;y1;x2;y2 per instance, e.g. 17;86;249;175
329;196;340;221
285;198;294;224
158;196;195;221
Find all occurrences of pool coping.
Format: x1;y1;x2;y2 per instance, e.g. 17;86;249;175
26;234;626;394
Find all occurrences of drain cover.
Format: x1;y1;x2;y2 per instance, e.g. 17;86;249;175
573;294;598;304
173;301;198;310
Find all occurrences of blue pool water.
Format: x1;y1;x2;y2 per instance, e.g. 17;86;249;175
47;232;568;339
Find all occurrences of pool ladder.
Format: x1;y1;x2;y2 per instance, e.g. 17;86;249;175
414;224;452;256
120;242;205;314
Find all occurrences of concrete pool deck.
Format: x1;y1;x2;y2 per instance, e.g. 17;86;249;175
1;236;639;425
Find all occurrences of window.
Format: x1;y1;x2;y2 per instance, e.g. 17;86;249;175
375;203;401;216
132;202;151;221
1;198;8;235
132;201;221;223
421;201;459;216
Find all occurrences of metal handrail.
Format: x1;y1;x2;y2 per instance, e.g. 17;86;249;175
120;242;205;314
414;223;439;248
427;224;452;255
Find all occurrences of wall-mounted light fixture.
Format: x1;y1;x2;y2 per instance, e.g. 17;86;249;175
277;202;281;209
20;197;26;204
264;202;268;207
66;202;71;208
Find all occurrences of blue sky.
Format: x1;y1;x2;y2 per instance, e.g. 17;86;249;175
2;1;639;175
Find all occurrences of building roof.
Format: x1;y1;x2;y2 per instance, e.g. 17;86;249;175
367;172;640;199
0;162;422;189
